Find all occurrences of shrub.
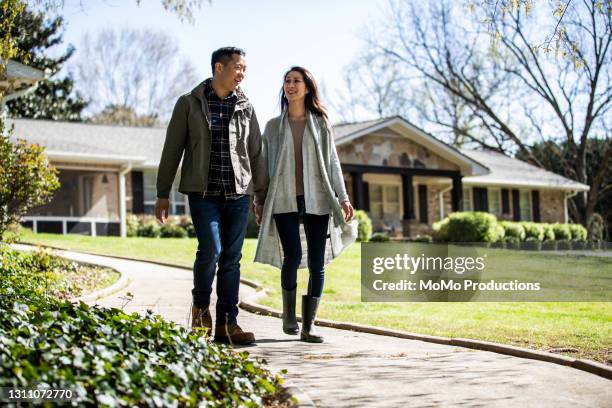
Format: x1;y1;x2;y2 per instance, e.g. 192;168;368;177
541;240;557;251
500;221;526;241
503;235;520;250
370;232;390;242
126;214;140;237
520;222;545;241
496;224;505;241
432;218;450;242
413;234;433;243
137;218;161;238
160;223;188;238
186;224;196;238
542;224;556;241
557;239;571;250
0;122;60;240
443;212;500;243
552;223;571;240
521;237;541;251
568;224;587;242
354;210;372;242
0;246;284;406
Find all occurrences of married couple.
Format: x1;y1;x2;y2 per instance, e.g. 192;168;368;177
155;47;357;345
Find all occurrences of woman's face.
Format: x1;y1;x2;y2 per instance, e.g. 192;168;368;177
283;71;309;104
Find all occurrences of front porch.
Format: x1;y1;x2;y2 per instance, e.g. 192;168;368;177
24;167;123;236
343;164;463;237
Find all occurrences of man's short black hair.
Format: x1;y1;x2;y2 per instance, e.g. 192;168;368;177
211;47;246;75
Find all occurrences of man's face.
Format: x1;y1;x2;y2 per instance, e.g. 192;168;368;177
215;54;247;92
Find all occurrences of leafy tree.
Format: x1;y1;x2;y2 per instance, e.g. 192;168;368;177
517;138;612;239
0;120;59;241
1;5;87;120
0;0;25;72
347;0;610;231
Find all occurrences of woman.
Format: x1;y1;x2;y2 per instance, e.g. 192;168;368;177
254;66;357;343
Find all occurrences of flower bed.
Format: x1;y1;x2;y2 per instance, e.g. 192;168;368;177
0;246;287;407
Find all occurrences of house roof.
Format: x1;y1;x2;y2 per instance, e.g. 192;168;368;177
334;116;490;176
333;117;390;140
8;119;153;166
460;148;589;191
1;59;46;101
8;117;590;192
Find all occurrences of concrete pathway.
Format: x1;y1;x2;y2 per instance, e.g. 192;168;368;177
14;245;611;408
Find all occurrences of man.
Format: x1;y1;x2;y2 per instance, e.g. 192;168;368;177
155;47;267;345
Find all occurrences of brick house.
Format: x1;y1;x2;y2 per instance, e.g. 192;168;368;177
9;116;589;237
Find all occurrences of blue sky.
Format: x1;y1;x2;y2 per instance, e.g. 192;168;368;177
57;0;387;124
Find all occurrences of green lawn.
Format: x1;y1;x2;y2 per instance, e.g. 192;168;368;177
19;230;612;364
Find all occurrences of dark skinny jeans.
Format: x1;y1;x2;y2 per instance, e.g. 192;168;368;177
273;195;329;298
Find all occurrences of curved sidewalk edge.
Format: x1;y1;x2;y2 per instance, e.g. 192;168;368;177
73;274;131;304
13;242;314;407
10;243;131;305
239;289;612;381
15;241;612;381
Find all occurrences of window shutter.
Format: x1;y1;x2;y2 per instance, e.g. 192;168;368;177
132;171;144;214
473;187;489;212
532;190;541;222
512;189;520;221
501;189;510;214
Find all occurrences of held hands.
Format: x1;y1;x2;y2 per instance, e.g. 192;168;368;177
341;200;354;222
253;201;264;226
155;198;169;224
251;199;352;225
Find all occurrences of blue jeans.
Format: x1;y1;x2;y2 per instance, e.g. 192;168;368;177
273;196;329;297
188;193;250;325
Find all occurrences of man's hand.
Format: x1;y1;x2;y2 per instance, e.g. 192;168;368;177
341;200;354;222
253;201;264;226
155;198;170;224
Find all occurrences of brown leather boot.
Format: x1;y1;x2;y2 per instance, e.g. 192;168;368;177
214;323;255;345
191;305;212;336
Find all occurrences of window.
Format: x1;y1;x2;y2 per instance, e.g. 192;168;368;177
142;170;188;215
519;190;532;221
462;188;473;211
384;185;401;216
369;184;384;220
488;188;501;216
368;183;402;226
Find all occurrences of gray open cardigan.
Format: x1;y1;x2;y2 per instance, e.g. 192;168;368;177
254;111;357;269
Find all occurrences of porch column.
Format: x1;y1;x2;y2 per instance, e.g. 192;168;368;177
351;172;365;210
119;164;132;238
401;173;415;219
451;175;463;212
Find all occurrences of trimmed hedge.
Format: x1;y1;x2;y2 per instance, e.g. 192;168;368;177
500;221;526;241
569;224;588;241
552;223;572;240
0;246;285;406
433;212;501;243
433;213;596;250
127;215;196;239
520;222;545;241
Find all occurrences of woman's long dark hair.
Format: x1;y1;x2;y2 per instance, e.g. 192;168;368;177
279;66;330;129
